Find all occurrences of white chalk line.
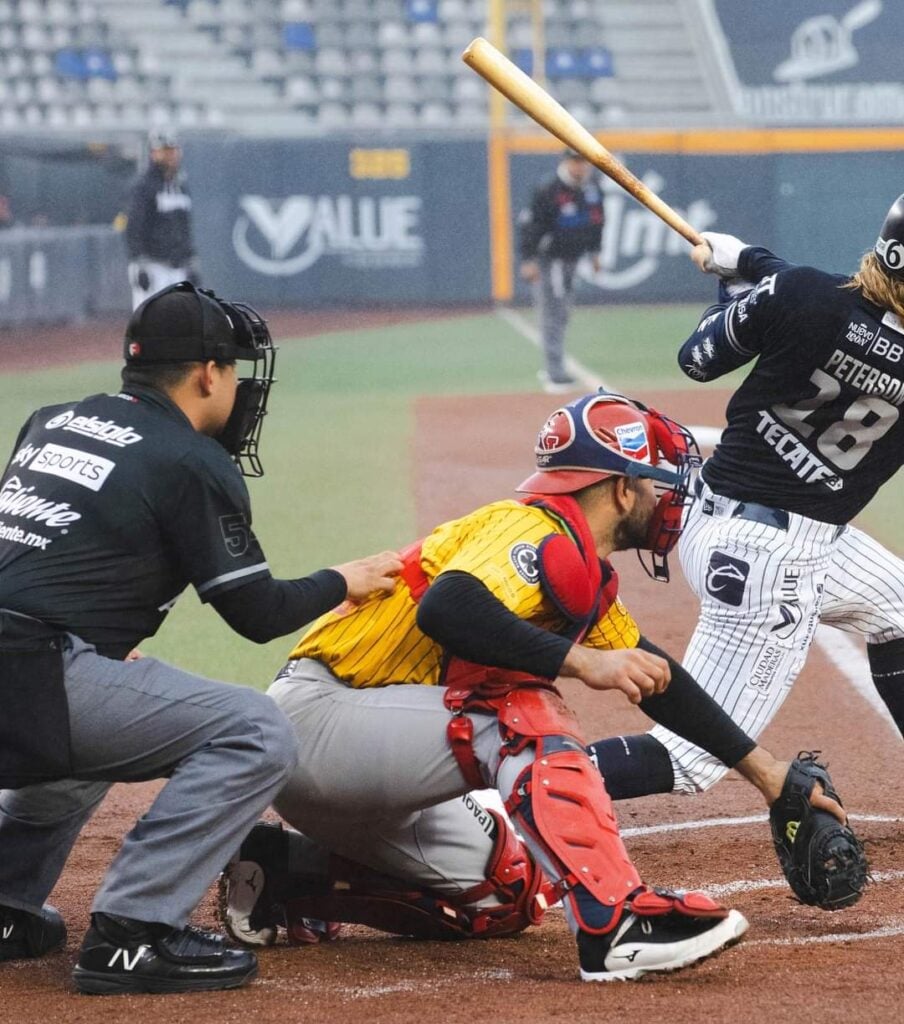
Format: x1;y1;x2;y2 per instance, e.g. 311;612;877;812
495;305;722;450
705;869;904;899
619;810;901;838
746;920;904;948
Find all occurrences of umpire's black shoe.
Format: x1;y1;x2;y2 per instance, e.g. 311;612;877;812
0;904;67;961
72;913;258;995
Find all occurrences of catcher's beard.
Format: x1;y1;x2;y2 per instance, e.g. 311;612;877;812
612;495;654;552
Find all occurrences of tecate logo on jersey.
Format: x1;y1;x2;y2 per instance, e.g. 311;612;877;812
579;171;717;290
44;410;143;447
233;194;425;276
28;443;115;492
0;476;81;529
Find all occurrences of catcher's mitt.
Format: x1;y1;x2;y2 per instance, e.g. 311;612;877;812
769;752;869;911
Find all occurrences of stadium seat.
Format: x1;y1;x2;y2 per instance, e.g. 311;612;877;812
320;76;349;102
54;48;89;79
316;23;346;49
282;21;316;51
378;22;408;47
348;74;380;102
316;100;348;127
314;48;347;74
284;74;318;103
83;48;117;80
384;101;417;127
406;0;438;23
384;74;416;102
350;101;382;126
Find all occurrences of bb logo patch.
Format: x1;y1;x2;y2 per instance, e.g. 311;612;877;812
510;542;540;585
705;551;750;606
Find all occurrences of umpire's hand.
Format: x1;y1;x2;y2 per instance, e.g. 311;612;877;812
333;550;403;603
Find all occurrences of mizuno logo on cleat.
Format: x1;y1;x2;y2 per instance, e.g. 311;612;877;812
612;949;641;962
786;821;800;843
2;924;13;939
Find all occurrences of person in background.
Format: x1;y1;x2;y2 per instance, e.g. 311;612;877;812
518;149;604;394
125;130;199;309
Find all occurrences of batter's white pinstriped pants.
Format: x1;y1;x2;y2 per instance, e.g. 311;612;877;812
650;479;904;793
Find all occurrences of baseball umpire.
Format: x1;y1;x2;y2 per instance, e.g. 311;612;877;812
0;282;400;994
588;199;904;908
125;130;198;310
518;149;604;393
217;391;822;981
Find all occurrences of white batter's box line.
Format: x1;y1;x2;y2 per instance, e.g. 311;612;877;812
619;811;901;838
704;868;904;899
745;918;904;949
495;305;607;391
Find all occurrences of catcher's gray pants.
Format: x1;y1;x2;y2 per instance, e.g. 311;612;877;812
534;256;578;379
0;634;297;928
269;659;578;927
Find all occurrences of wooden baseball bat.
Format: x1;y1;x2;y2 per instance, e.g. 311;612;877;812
462;36;704;247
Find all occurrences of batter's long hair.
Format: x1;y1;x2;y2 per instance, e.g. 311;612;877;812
843;251;904;319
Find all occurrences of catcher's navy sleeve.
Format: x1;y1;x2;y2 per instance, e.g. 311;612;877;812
417;570;572;678
635;637;756;768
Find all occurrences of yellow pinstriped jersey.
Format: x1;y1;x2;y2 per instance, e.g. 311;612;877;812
290;500;639;688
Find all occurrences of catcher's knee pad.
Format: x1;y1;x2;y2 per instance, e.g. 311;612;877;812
506;735;641;934
283;811;549;942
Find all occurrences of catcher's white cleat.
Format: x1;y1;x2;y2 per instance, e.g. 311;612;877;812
578;907;748;982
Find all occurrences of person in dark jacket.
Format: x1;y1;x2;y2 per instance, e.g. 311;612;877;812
125;130;198;309
518;150;604;393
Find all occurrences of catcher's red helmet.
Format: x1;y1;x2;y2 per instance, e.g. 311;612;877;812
517;391;690;495
517;391;701;581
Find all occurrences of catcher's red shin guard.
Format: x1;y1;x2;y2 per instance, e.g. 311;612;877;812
284;812;549;942
505;735;641;934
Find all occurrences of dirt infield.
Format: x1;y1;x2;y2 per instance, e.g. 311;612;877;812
1;342;902;1021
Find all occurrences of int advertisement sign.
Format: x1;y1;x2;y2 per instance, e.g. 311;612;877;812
706;0;904;123
186;139;489;306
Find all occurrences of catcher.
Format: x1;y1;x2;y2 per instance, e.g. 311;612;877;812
221;391;861;981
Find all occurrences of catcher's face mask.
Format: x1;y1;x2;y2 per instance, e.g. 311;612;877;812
125;282;277;477
516;390;701;582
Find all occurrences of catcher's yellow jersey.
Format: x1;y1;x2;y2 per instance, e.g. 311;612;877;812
290;500;639;688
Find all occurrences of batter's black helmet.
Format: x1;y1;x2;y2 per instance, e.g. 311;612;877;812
875;194;904;280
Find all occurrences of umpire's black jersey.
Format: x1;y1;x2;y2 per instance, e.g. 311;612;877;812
0;387;269;658
678;247;904;524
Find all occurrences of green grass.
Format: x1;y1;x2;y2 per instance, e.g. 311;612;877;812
2;304;900;687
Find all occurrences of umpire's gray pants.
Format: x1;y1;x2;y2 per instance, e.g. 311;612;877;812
534;256;578;378
0;635;297;928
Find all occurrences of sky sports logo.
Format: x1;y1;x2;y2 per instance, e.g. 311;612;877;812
28;442;115;492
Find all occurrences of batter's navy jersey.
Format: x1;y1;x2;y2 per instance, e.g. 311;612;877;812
0;386;270;658
678;247;904;524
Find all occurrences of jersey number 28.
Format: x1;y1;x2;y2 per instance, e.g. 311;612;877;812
772;368;899;471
